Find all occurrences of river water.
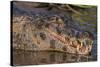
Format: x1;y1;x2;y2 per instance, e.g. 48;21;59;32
12;50;97;66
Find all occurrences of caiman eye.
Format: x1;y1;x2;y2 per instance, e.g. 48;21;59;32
40;32;46;40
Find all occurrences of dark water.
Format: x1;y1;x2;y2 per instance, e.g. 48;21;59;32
13;50;97;66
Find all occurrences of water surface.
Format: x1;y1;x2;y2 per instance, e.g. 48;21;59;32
13;50;97;66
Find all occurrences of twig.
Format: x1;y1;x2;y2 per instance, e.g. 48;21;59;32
66;4;82;15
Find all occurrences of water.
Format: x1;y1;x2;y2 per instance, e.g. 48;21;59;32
13;50;97;66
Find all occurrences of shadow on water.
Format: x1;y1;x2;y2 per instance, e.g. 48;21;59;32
13;50;97;66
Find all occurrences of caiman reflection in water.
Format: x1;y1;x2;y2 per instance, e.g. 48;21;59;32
13;50;97;66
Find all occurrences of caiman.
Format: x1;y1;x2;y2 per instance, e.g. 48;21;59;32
45;28;92;55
